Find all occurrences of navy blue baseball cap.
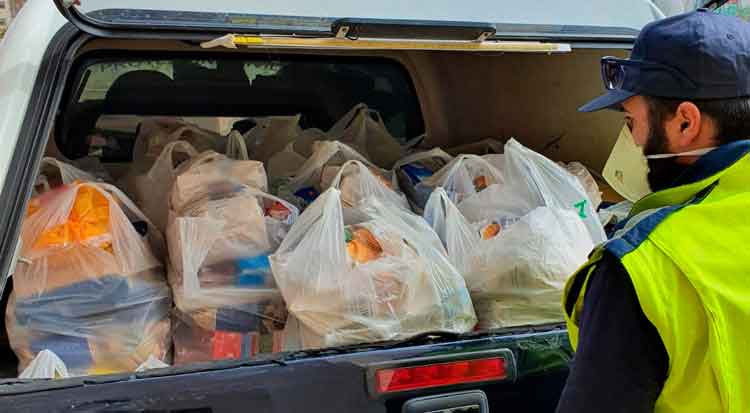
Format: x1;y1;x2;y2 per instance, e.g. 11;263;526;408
580;9;750;112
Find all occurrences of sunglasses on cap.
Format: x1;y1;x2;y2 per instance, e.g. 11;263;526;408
600;56;698;92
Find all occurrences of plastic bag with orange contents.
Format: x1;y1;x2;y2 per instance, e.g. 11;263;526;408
345;227;383;264
393;148;454;213
33;158;98;197
270;188;475;350
421;154;506;207
423;188;594;329
320;160;409;223
275;141;384;211
8;182;171;378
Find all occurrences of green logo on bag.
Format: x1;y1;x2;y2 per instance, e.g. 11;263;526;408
574;200;588;219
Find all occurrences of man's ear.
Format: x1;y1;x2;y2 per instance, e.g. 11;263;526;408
674;101;702;148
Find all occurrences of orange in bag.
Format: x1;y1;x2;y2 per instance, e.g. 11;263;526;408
34;185;112;253
481;223;501;240
346;228;383;264
473;175;488;192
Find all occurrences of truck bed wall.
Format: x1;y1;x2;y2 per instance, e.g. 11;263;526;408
407;48;628;171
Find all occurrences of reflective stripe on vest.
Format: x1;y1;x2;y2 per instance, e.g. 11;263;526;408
563;141;750;413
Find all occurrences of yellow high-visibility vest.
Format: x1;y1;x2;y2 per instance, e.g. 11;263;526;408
563;141;750;413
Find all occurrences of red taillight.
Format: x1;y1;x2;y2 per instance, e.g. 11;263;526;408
375;357;506;394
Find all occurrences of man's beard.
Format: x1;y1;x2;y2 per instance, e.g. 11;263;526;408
644;121;690;192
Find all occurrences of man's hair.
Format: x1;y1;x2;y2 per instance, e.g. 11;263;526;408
644;96;750;145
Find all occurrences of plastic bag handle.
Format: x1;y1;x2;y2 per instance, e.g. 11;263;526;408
391;148;454;187
240;185;300;222
328;103;369;136
329;160;368;189
225;130;249;160
402;133;428;151
192;151;226;165
40;157;97;184
431;187;453;215
287;141;373;189
35;174;51;193
368;109;388;130
176;150;228;175
337;106;388;133
168;140;200;158
454;154;501;170
167;124;213;141
428;154;504;186
273;187;347;265
148;140;199;176
423;187;454;231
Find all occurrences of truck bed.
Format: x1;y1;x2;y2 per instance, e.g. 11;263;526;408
0;327;570;412
0;20;631;411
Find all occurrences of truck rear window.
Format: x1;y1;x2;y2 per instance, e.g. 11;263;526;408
58;54;423;161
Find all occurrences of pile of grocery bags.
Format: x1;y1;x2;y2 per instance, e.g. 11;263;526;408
9;103;613;378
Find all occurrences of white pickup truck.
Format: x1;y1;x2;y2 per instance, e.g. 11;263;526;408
0;1;717;412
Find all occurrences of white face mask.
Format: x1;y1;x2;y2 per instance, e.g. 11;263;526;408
603;125;716;202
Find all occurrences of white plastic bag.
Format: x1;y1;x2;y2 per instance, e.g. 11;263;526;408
122;119;221;200
18;349;70;379
277;141;375;210
10;182;172;377
421;154;505;206
503;139;606;244
456;181;537;225
167;186;296;362
169;151;268;213
132;118;221;165
471;207;594;328
168;187;298;309
133;141;200;233
266;129;331;187
287;141;373;189
424;188;594;328
270;188;476;349
167;156;295;362
423;188;481;276
323;160;409;211
393;148;454;213
328;103;405;169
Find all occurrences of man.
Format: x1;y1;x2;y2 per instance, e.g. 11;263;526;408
556;9;750;413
